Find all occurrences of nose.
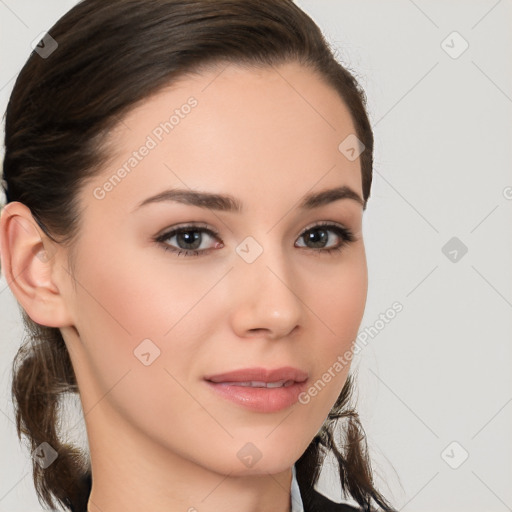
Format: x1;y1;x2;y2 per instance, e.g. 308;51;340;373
228;247;304;340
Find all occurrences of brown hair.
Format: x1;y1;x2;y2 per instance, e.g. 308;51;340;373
1;1;396;510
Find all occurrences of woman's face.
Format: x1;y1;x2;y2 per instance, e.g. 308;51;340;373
60;61;368;475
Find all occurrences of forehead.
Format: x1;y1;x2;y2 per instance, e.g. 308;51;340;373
85;61;363;214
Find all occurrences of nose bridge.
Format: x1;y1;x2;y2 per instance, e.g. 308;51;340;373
229;234;303;337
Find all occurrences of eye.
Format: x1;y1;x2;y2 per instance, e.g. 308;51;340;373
154;223;222;257
295;222;355;254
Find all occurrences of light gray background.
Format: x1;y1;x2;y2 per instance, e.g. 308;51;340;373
1;1;511;511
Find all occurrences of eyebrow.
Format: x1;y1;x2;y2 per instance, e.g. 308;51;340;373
133;185;365;213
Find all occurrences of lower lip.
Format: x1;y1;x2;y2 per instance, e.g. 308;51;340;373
205;380;308;413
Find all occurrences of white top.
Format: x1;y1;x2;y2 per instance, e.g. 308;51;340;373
290;467;361;512
290;464;305;512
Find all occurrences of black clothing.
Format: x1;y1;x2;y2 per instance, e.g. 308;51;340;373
297;474;362;512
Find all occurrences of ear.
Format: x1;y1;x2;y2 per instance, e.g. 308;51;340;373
0;201;74;327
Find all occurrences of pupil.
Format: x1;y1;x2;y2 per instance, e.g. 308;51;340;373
178;231;201;250
308;229;327;248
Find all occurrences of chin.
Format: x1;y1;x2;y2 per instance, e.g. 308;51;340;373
208;441;304;477
217;458;295;478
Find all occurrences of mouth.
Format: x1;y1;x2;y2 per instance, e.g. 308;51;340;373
213;379;297;388
203;366;309;413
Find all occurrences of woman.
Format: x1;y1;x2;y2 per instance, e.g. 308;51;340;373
0;1;397;511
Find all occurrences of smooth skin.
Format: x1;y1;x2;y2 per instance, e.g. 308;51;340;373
0;62;368;512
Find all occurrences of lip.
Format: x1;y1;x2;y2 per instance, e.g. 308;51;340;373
204;366;309;384
204;366;309;413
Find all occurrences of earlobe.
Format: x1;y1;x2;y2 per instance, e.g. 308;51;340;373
0;201;74;328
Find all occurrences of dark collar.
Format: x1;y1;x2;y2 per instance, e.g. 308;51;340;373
298;478;362;512
307;487;362;512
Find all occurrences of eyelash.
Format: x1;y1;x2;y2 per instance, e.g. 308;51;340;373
154;221;356;258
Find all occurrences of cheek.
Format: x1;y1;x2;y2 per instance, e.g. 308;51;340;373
69;243;224;402
74;238;222;342
69;250;228;456
297;251;367;415
309;248;368;348
326;261;368;341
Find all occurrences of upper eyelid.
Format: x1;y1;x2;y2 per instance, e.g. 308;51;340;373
300;220;350;233
157;220;350;236
155;222;217;238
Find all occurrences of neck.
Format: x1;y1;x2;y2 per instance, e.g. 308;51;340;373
83;400;293;512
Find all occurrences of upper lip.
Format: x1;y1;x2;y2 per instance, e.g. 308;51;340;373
204;366;309;384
